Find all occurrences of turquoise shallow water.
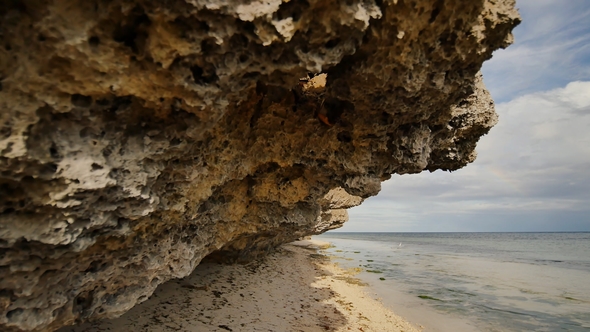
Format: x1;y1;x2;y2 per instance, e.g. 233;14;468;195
316;232;590;332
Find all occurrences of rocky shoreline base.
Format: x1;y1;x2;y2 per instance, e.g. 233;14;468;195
57;240;420;332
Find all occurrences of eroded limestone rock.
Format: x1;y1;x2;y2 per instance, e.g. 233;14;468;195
0;0;519;330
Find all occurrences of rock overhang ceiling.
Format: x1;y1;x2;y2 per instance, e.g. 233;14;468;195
0;0;520;330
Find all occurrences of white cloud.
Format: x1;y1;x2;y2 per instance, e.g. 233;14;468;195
482;0;590;102
341;82;590;232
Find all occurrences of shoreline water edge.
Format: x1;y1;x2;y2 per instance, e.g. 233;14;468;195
58;240;421;332
316;232;590;332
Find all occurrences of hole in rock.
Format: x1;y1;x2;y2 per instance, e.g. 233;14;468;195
84;261;107;273
255;81;267;95
229;34;249;49
73;292;94;315
45;163;58;173
2;142;14;154
95;99;111;107
438;31;457;48
88;36;100;47
0;123;10;138
239;54;249;63
170;138;182;146
190;65;218;85
275;0;309;21
325;38;340;49
337;131;352;143
71;94;93;107
49;145;60;159
0;289;16;302
429;0;444;23
323;97;355;124
112;8;150;53
0;182;12;194
200;38;218;53
91;163;104;171
243;72;260;80
22;175;34;183
6;308;23;321
197;20;210;32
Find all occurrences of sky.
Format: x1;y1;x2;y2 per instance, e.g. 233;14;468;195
337;0;590;232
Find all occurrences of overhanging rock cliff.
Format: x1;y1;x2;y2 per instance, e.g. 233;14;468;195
0;0;519;330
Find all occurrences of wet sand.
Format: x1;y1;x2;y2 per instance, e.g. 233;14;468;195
58;240;420;332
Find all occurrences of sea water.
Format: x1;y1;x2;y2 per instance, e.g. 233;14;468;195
315;232;590;332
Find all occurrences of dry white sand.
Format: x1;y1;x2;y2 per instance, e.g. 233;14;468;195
59;240;420;332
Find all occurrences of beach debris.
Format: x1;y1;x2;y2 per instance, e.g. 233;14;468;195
417;295;442;301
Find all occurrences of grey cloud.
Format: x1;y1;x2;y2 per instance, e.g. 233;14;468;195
339;82;590;232
572;105;590;116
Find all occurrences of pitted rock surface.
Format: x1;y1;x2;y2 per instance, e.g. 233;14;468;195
0;0;519;330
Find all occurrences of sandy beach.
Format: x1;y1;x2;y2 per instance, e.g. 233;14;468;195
58;240;420;332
